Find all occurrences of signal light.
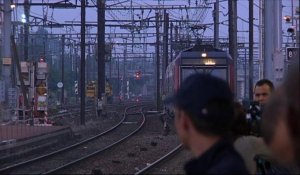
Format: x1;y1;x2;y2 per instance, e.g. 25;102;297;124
21;14;26;23
135;71;142;79
39;56;45;62
283;15;291;23
11;4;16;9
287;26;296;34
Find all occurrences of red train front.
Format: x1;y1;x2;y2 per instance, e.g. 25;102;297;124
164;44;234;116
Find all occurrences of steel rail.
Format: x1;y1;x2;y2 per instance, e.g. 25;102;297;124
43;105;148;174
0;104;139;174
135;144;183;175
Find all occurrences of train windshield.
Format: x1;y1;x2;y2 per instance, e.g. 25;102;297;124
181;67;227;82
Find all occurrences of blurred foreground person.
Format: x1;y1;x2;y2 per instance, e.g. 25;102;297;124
262;60;300;169
165;74;248;174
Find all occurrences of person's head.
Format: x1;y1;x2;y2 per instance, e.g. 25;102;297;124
253;79;274;106
262;61;299;167
166;73;234;149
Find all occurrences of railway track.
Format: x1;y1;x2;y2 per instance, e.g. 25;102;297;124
49;102;146;119
56;107;181;174
135;144;183;174
0;104;147;174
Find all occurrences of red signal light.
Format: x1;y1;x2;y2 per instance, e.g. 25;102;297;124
39;56;45;62
135;71;141;79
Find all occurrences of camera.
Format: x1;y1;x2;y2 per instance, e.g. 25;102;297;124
246;101;262;136
246;101;262;121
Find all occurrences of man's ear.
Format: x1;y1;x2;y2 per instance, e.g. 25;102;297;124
181;111;192;131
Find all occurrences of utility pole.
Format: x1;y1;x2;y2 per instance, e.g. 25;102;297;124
87;42;91;82
2;0;12;118
213;0;219;48
117;55;120;102
109;55;112;79
61;34;65;106
155;12;161;111
259;0;264;80
249;0;254;101
11;35;30;116
162;10;169;95
97;0;105;107
123;47;127;99
228;0;238;97
74;40;78;104
24;0;30;61
264;0;282;83
170;22;174;62
80;0;86;125
174;25;179;56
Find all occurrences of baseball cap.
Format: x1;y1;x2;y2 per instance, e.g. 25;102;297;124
164;73;234;127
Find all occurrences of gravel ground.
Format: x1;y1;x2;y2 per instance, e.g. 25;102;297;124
58;113;183;174
147;149;194;174
8;114;142;174
3;103;195;175
0;105;124;169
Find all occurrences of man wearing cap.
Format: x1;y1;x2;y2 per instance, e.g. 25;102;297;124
166;73;248;174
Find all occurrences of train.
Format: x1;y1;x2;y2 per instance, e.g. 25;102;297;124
163;43;234;116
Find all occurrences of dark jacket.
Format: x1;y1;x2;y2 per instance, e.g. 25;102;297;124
184;139;249;174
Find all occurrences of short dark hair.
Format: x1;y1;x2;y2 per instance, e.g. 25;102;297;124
189;98;234;136
255;79;274;91
167;73;234;136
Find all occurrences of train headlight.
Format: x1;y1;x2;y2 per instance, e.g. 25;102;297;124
201;53;207;57
204;59;216;65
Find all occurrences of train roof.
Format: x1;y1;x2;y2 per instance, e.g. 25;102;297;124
180;44;232;60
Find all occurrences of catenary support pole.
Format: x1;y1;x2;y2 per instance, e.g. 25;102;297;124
228;0;238;98
162;10;169;96
155;12;161;111
97;0;106;109
214;0;219;48
80;0;86;125
249;0;254;101
61;34;65;106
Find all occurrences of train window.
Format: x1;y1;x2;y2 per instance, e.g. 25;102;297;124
182;67;227;82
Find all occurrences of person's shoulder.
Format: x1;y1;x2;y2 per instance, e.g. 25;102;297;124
234;136;262;148
209;158;249;174
211;143;249;174
234;136;271;155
